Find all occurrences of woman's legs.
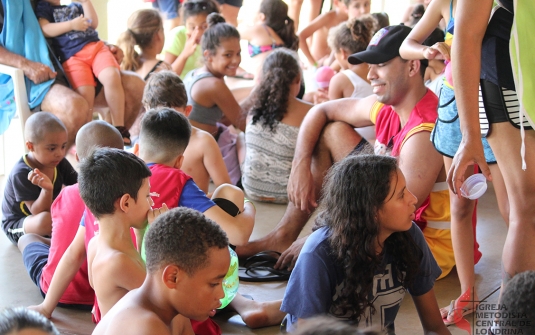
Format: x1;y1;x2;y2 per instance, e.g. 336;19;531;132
487;122;535;281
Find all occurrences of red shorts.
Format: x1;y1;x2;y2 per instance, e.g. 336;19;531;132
62;41;120;90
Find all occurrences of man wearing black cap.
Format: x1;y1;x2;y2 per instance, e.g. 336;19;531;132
237;25;454;285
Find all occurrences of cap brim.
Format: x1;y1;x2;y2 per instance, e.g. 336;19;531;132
348;50;396;65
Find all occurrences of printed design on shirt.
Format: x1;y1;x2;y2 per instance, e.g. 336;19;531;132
330;264;406;330
52;6;95;40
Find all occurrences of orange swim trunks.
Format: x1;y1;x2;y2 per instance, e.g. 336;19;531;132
62;41;119;90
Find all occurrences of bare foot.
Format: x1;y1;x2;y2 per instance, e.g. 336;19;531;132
230;295;285;329
235;229;295;259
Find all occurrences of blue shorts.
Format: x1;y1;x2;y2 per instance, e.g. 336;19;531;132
2;217;27;245
22;242;49;293
152;0;180;19
431;84;497;163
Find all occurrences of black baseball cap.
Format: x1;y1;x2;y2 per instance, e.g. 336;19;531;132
348;25;412;65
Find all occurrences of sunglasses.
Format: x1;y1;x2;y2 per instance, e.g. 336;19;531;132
183;1;209;10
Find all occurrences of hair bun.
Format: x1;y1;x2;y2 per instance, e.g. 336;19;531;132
207;12;226;28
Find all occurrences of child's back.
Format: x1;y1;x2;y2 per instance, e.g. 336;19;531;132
142;71;231;193
242;49;311;203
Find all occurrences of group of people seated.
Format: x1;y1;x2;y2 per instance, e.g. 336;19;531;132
1;0;535;334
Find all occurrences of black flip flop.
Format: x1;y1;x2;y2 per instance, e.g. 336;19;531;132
238;251;291;282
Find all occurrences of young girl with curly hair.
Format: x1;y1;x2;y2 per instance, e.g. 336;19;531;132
241;48;312;203
281;155;448;334
327;15;377;100
117;9;171;81
183;12;246;185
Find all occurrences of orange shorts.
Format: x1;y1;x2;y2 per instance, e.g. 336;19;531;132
62;41;120;90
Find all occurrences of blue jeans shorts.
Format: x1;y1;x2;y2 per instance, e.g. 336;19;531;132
431;84;497;163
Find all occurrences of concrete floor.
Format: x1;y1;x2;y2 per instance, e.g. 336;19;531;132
0;118;508;335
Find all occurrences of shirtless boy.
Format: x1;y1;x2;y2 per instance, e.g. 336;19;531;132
92;207;229;335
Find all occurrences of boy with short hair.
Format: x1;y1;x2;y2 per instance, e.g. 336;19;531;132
35;0;129;144
78;148;167;317
141;71;231;194
2;112;77;244
138;108;285;329
92;207;230;335
22;121;124;315
138;108;254;246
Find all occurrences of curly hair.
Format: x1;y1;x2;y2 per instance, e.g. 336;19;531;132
117;9;162;71
328;15;377;55
315;155;422;322
499;270;535;332
145;207;228;275
260;0;299;50
202;13;240;55
250;48;301;132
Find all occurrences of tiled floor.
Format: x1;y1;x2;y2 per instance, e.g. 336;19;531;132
0;115;508;334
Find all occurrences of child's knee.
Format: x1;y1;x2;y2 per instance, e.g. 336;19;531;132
211;184;244;207
98;67;122;85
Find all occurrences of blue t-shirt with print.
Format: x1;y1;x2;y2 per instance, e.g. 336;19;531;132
35;2;99;62
280;223;441;334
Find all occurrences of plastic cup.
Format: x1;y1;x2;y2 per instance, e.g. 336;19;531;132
460;173;488;200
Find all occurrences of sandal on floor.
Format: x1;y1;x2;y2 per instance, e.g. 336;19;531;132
442;299;478;326
238;251;291;282
115;126;132;147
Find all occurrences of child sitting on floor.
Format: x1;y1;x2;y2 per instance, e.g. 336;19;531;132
92;208;230;335
281;155;448;334
23;121;124;317
327;15;376;100
138;108;284;329
79;148;169;317
241;48;312;204
141;71;231;194
35;0;130;144
184;12;247;185
1;112;77;244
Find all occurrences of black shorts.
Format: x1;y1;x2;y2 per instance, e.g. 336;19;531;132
2;217;26;245
349;137;374;156
481;79;532;132
216;0;243;8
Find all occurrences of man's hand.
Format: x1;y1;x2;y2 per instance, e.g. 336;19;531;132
70;14;91;32
274;236;307;270
107;44;124;65
287;159;317;213
27;304;52;319
28;169;53;191
21;59;56;85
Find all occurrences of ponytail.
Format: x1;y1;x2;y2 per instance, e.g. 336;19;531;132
261;0;299;50
202;13;240;55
